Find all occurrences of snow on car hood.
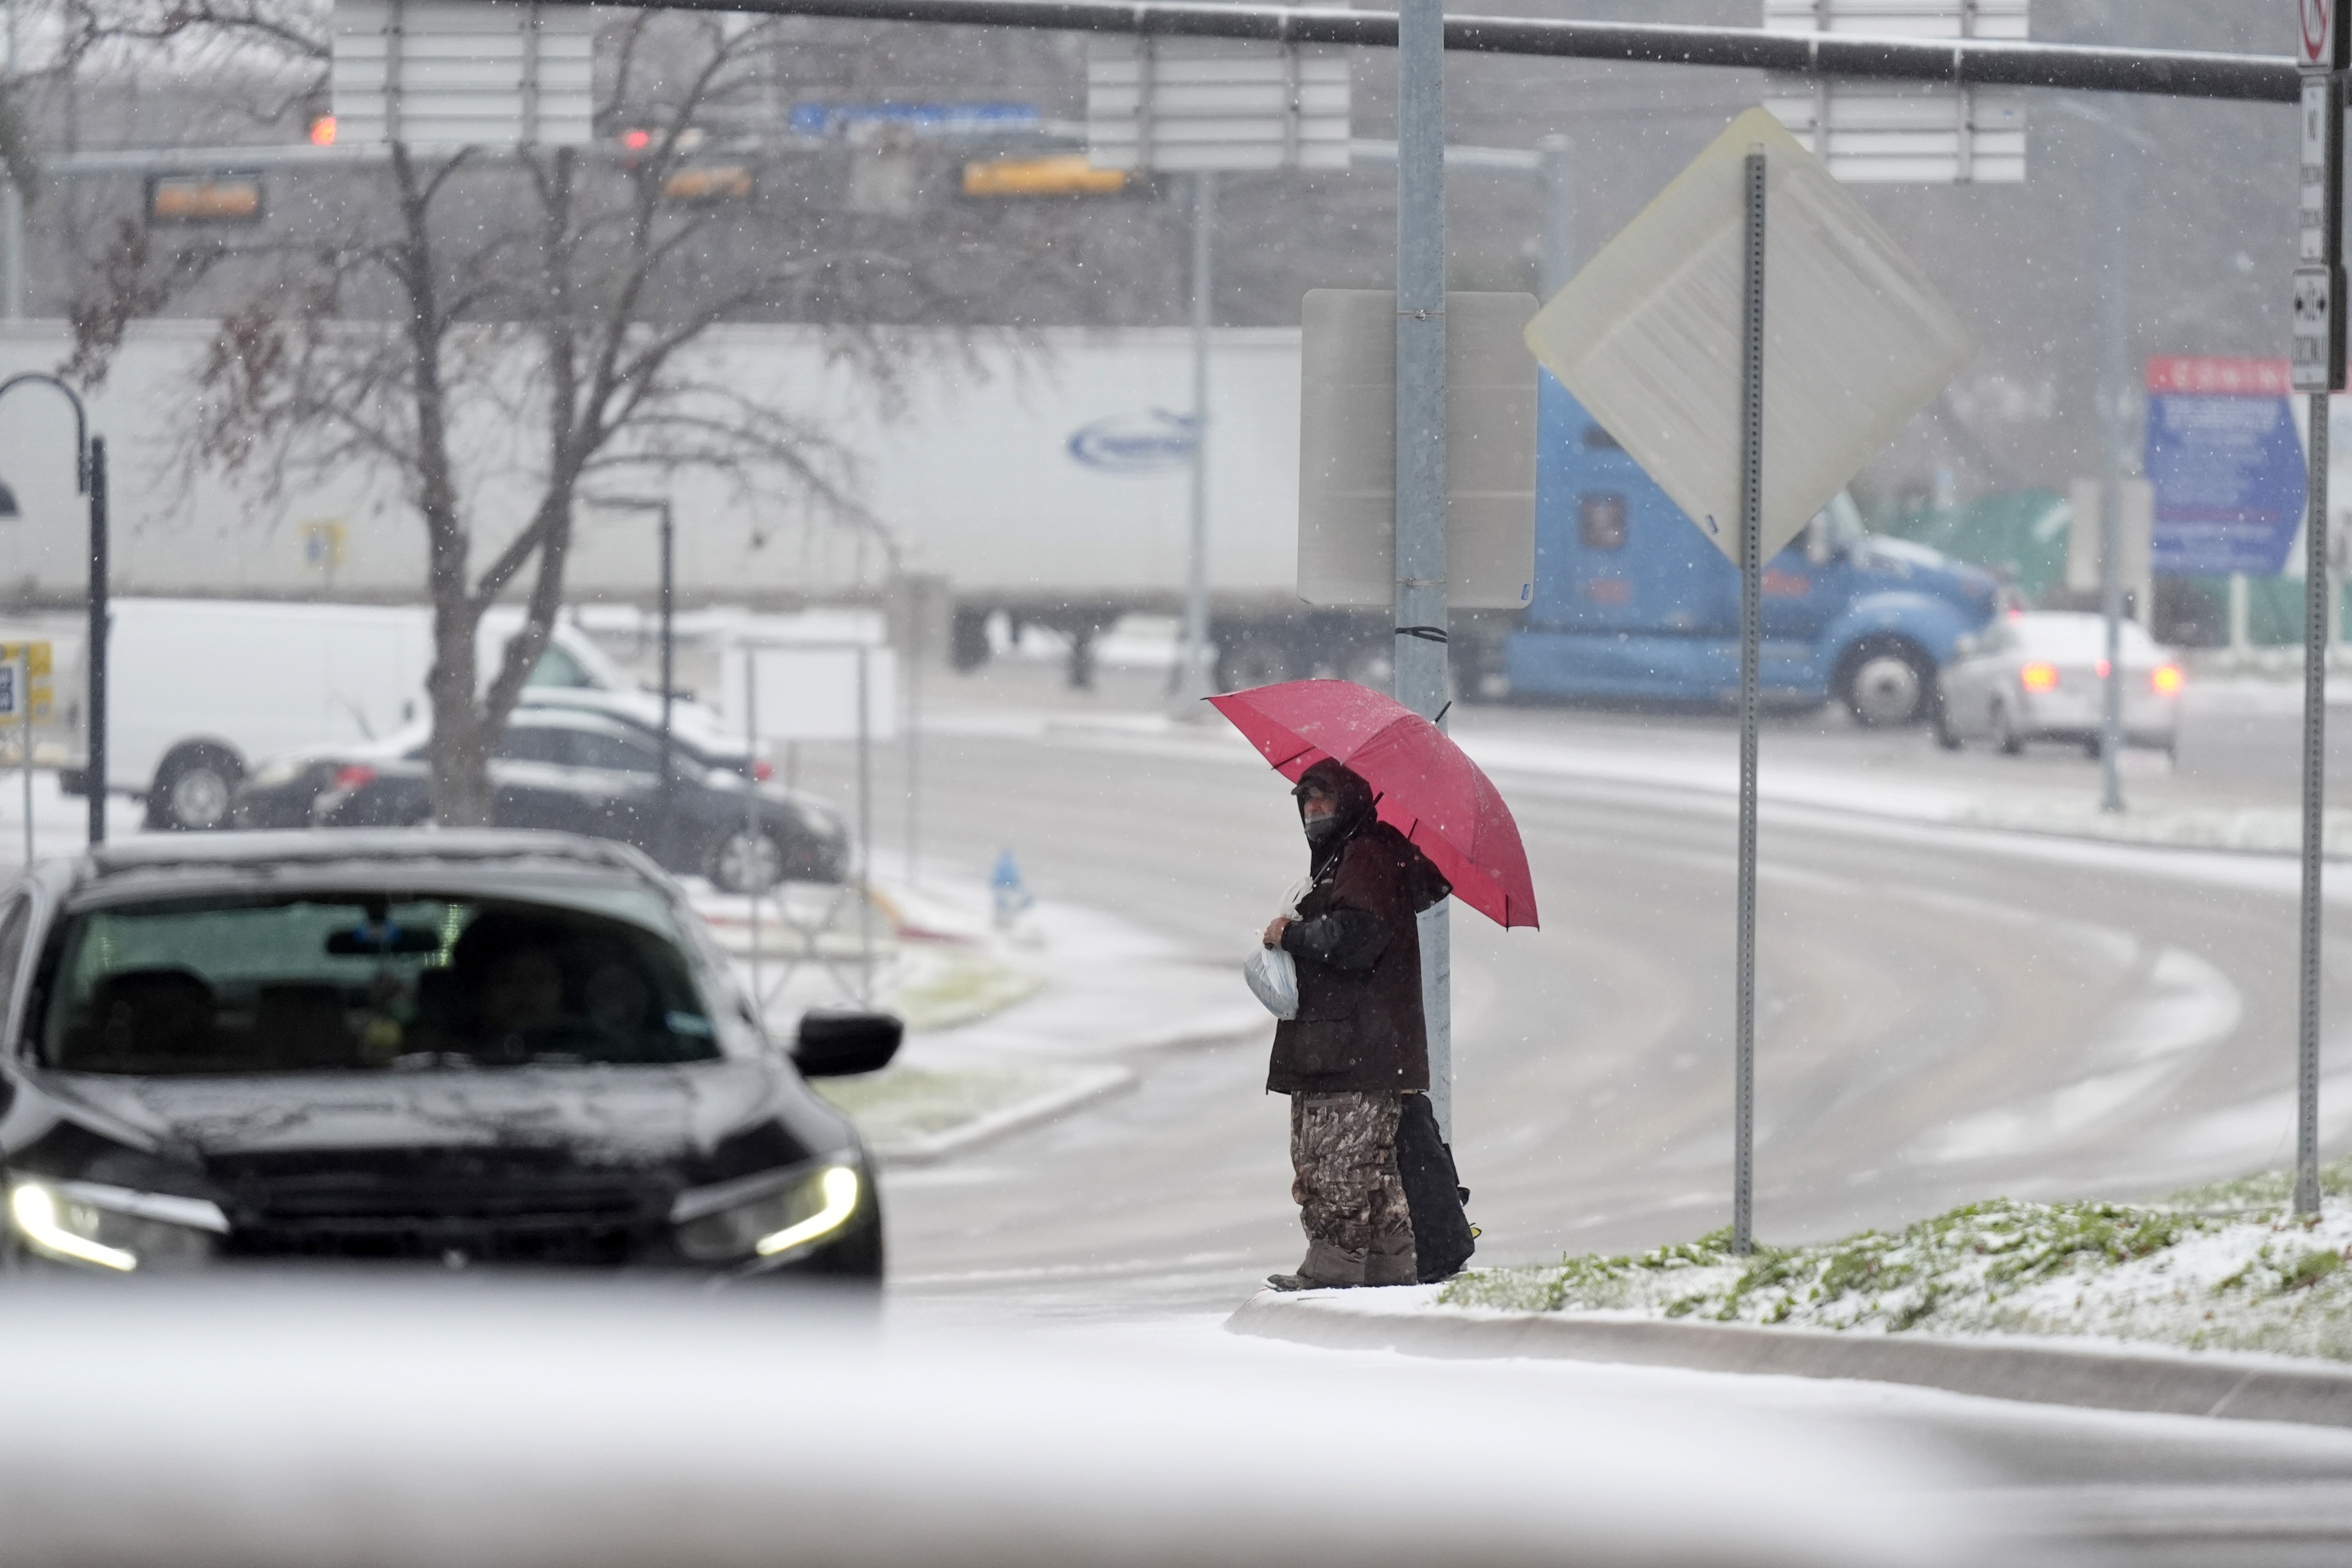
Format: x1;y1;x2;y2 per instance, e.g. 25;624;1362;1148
29;1058;789;1166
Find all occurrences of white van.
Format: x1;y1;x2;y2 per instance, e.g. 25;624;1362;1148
65;600;634;830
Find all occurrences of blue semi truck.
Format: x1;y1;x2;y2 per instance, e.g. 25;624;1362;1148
1460;376;2000;725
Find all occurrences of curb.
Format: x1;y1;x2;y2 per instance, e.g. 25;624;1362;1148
1223;1294;2352;1430
872;1065;1137;1166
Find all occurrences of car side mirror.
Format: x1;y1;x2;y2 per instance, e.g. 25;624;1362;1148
792;1011;902;1077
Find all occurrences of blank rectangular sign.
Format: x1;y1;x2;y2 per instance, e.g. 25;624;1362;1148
723;646;898;742
1297;289;1537;609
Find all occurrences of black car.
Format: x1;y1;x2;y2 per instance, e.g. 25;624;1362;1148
234;705;847;894
0;831;898;1279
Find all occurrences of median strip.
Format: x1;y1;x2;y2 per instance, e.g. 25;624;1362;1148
1228;1160;2352;1427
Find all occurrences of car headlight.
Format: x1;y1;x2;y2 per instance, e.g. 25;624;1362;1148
670;1163;861;1264
5;1177;227;1272
249;758;303;789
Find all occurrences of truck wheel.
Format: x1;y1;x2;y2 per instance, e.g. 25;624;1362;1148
147;745;244;832
1838;641;1934;728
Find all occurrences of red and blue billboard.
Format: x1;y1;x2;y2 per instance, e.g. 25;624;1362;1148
2144;356;2308;578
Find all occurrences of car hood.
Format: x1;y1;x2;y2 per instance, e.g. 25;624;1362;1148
21;1058;799;1168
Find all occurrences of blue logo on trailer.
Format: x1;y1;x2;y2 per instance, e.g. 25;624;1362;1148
788;102;1040;138
1066;410;1197;473
2144;356;2307;577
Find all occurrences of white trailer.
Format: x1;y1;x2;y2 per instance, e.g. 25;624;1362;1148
0;320;1385;687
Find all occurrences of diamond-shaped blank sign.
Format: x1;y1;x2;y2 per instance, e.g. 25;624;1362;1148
1524;107;1972;565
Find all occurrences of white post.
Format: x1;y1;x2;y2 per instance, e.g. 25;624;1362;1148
2230;573;2250;663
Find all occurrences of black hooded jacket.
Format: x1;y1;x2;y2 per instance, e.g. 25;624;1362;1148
1268;759;1451;1095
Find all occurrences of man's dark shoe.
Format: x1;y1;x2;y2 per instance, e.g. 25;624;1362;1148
1266;1272;1335;1292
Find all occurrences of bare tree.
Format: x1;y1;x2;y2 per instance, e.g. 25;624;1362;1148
64;2;1103;832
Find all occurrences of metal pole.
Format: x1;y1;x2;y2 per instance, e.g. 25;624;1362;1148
2096;119;2130;814
1731;147;1766;1259
2298;388;2328;1218
658;501;675;865
86;436;106;848
19;646;30;865
744;647;761;1008
1178;169;1216;701
528;0;2301;107
905;580;921;887
2;0;23;322
1395;0;1451;1142
856;645;874;1007
1535;132;1575;298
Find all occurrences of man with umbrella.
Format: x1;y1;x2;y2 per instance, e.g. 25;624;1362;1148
1214;679;1540;1293
1261;758;1452;1290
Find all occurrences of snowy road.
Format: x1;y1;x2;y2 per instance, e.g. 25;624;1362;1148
817;697;2352;1558
864;711;2345;1316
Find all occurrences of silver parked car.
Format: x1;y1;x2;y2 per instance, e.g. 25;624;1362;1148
1935;611;2183;756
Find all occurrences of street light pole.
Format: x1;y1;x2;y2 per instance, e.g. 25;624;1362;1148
3;0;25;321
0;373;104;848
1178;169;1216;702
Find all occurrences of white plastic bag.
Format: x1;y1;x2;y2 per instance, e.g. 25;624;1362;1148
1244;876;1317;1021
1244;944;1300;1020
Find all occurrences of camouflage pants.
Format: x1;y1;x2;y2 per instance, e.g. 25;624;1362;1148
1289;1091;1416;1287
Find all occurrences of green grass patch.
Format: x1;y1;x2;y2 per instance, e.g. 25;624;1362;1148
1440;1165;2352;1363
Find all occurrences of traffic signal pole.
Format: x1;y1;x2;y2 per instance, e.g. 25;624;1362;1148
1394;0;1451;1140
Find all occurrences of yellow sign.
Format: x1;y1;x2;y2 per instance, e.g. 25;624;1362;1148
961;155;1129;198
300;519;347;571
0;641;54;722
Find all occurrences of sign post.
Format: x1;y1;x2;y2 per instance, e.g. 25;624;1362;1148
1731;147;1765;1257
2290;0;2348;1218
0;640;51;866
1525;108;1971;1255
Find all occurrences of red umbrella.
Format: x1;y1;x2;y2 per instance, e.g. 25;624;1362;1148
1207;679;1539;930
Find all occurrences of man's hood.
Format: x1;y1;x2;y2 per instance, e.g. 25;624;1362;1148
1295;758;1378;873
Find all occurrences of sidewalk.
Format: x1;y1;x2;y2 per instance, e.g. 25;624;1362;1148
1224;1289;2352;1429
694;862;1262;1163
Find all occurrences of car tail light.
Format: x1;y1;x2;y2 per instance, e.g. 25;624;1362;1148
330;764;377;791
2019;662;2059;692
2095;658;2112;680
754;760;774;783
2152;663;2183;695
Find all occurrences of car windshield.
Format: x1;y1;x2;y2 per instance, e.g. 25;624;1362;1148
37;894;721;1075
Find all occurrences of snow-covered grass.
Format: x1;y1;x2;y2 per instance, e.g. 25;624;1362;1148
1441;1157;2352;1362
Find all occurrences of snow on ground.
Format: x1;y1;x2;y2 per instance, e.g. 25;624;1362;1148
694;857;1253;1160
1440;1158;2352;1363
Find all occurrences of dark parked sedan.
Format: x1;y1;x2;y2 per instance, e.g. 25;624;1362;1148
234;705;847;893
0;831;898;1279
